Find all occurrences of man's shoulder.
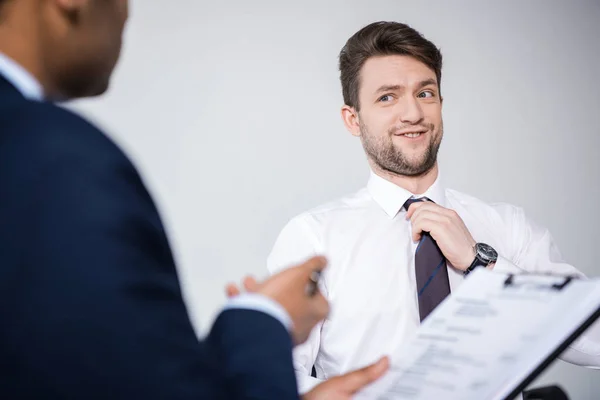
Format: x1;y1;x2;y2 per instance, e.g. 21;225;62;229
0;100;140;215
273;188;372;243
445;188;526;221
3;99;99;132
268;188;370;269
1;100;130;174
290;187;371;222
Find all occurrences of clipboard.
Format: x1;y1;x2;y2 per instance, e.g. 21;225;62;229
354;269;600;400
502;273;600;400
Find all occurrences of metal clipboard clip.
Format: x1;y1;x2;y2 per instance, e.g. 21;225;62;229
503;273;578;291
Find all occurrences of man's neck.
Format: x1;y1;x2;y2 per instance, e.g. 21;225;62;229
369;161;439;195
0;11;52;97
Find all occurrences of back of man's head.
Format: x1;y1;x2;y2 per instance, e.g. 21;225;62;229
0;0;129;100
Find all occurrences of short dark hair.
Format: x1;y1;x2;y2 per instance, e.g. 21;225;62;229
338;21;443;111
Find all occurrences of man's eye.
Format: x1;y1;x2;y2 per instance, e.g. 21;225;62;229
418;90;435;98
378;94;392;102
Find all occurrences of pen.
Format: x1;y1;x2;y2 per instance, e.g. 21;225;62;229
305;269;321;296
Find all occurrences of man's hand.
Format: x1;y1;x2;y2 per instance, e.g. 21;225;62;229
406;201;476;271
225;256;330;345
303;356;390;400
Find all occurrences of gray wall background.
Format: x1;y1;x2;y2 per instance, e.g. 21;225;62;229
69;0;600;398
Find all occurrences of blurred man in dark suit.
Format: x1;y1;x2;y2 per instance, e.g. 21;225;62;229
0;1;388;399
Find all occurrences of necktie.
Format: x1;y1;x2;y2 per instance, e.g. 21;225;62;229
403;197;451;321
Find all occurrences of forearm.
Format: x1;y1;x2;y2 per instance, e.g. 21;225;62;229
207;308;300;399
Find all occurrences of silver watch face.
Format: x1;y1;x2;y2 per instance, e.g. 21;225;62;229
476;243;498;262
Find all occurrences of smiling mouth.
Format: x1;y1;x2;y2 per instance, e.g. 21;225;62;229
394;131;426;138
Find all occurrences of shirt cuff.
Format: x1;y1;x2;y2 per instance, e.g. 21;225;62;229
223;293;293;331
561;318;600;367
490;255;525;274
560;336;600;368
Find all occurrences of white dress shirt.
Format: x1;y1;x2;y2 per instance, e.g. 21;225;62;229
267;170;600;395
0;52;44;101
0;52;292;332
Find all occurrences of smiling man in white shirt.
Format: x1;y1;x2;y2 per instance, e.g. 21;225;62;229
267;20;600;396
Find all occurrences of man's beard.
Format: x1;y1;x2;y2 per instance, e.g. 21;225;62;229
359;120;442;177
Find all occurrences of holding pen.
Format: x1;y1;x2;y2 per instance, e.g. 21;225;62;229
225;256;330;344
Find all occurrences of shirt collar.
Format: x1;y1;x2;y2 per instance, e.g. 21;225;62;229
367;169;447;218
0;52;44;101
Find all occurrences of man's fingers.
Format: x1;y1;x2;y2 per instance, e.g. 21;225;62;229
313;292;330;320
367;356;390;380
296;256;328;296
406;200;445;219
410;209;450;228
299;255;328;273
226;276;258;297
406;200;436;218
408;202;446;220
411;218;437;242
406;201;426;218
225;283;240;298
243;276;259;292
339;356;390;393
301;256;328;300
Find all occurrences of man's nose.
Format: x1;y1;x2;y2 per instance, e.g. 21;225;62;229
397;97;424;124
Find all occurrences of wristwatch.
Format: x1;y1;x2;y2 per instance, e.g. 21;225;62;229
464;242;498;276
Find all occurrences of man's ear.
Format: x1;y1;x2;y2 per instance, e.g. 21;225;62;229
54;0;87;13
341;105;361;138
53;0;89;24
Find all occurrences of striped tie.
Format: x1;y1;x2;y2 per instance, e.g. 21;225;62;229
403;197;451;321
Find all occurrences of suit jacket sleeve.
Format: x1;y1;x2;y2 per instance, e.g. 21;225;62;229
2;106;299;400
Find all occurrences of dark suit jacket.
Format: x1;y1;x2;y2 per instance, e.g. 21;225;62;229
0;75;299;399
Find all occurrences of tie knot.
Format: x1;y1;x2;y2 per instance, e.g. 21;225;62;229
403;196;431;211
